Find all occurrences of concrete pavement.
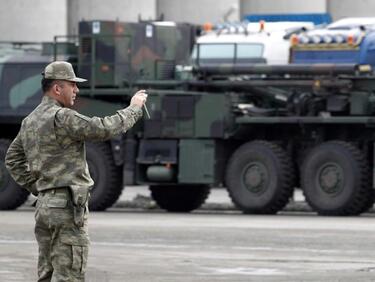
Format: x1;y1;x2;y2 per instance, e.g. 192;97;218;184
114;186;309;212
1;210;375;281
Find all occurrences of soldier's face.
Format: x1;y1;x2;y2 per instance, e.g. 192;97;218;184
56;81;79;107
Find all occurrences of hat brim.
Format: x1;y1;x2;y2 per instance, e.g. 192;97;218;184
67;77;87;83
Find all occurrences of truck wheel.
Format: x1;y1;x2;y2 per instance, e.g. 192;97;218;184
301;141;372;216
150;185;210;212
0;139;29;210
225;140;295;214
86;142;123;211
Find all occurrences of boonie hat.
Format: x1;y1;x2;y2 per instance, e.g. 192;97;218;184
42;61;87;82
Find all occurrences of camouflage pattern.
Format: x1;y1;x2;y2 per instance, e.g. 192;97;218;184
143;91;230;139
78;20;196;87
5;77;142;280
0;42;78;121
4;20;375;215
5;95;142;195
0;20;196;212
0;20;196;120
35;187;89;282
43;61;86;82
0;53;50;120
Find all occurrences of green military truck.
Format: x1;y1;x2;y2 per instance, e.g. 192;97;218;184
1;20;375;216
0;20;199;211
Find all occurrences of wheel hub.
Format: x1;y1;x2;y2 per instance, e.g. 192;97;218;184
243;163;268;194
318;164;343;194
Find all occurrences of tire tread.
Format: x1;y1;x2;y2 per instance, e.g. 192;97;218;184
301;141;372;216
226;140;295;214
87;142;123;211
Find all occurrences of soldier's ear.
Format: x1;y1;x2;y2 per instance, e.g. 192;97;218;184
54;84;61;96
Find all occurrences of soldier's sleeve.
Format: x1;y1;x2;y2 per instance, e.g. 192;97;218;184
5;133;38;195
55;104;143;141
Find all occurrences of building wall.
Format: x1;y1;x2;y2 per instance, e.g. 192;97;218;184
328;0;375;21
241;0;327;18
67;0;157;35
0;0;67;42
3;0;375;42
157;0;240;24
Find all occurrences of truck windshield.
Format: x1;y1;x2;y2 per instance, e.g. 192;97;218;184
191;43;264;63
0;42;42;58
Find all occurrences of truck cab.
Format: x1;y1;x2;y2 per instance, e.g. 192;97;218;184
191;21;314;66
291;17;375;67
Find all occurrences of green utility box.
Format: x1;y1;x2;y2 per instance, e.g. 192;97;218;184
78;20;196;87
178;139;215;184
144;93;229;138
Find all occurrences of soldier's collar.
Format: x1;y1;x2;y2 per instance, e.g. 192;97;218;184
42;95;64;107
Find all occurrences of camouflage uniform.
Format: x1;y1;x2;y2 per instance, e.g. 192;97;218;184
5;61;143;281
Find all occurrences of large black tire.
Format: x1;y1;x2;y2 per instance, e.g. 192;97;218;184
150;185;210;212
301;141;372;216
225;140;295;214
0;139;29;210
86;142;123;211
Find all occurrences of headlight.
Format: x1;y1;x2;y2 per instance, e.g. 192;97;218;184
322;35;333;44
299;35;310;44
333;34;345;44
310;35;321;44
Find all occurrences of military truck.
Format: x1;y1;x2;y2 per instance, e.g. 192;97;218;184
0;20;197;211
1;20;375;216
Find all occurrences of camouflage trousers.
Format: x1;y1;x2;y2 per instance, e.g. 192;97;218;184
34;188;89;282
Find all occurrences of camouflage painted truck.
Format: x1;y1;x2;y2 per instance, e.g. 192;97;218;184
0;20;197;211
1;20;375;216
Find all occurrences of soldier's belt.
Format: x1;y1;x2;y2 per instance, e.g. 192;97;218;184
39;187;70;196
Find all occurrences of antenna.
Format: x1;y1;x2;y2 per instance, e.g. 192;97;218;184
222;4;239;22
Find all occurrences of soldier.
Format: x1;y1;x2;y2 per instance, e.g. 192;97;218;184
5;61;146;281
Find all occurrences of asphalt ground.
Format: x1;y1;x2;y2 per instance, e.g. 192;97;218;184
1;187;375;281
113;186;311;212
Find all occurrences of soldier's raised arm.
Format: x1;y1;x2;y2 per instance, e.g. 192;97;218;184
55;90;147;141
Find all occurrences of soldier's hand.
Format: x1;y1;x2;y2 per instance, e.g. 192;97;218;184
130;90;148;108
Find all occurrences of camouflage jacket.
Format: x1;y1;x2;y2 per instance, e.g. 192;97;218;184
5;95;142;195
